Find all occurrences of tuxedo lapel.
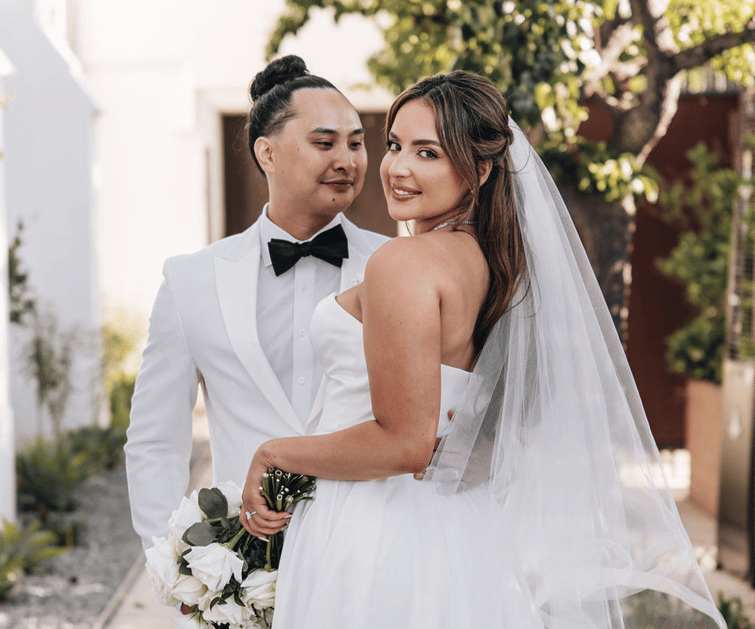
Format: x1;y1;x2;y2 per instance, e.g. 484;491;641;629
214;225;302;433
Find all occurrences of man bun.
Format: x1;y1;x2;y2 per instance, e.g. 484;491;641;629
250;55;309;102
246;56;338;173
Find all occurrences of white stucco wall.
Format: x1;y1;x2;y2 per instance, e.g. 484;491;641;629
0;0;101;444
67;0;392;339
0;47;16;522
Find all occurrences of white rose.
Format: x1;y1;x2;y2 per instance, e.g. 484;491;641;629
196;587;215;612
212;480;243;517
144;536;180;606
172;573;208;607
241;569;277;610
201;596;249;626
168;529;189;555
185;543;244;592
169;491;204;543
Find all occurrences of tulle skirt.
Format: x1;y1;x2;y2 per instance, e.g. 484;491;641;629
271;474;543;629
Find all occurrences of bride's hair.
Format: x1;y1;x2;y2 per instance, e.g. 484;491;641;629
385;72;528;352
247;55;337;173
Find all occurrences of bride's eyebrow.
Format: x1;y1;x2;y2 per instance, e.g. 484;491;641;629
387;131;442;148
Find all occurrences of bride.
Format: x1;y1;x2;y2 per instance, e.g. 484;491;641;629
241;71;725;629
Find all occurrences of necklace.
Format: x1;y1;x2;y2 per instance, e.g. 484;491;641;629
432;220;477;231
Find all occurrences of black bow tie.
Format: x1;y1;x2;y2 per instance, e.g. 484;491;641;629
268;224;349;277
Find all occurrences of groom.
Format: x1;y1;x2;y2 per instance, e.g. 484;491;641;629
125;59;389;553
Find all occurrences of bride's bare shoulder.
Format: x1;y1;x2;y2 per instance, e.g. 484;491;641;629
365;235;447;280
361;237;448;316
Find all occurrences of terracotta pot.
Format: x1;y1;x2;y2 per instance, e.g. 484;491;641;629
685;379;722;517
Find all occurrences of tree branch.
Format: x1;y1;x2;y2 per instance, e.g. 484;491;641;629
613;60;647;82
598;15;634;50
628;0;676;60
582;21;638;97
590;84;633;119
672;15;755;72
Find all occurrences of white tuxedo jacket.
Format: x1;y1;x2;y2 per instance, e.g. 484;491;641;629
125;215;389;550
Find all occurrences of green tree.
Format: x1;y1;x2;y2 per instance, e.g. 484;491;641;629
270;0;754;166
268;0;755;337
656;142;747;383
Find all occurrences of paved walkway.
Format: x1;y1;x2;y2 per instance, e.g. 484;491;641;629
97;452;213;629
100;429;754;628
97;415;214;629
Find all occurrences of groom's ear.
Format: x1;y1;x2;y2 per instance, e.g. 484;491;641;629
254;136;275;175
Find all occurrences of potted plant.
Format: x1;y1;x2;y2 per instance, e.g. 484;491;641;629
657;142;745;516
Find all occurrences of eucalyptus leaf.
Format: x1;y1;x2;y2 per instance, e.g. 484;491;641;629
182;522;217;546
198;487;228;519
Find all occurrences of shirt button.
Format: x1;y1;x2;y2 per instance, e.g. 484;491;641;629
297;376;306;385
301;283;307;292
298;328;306;337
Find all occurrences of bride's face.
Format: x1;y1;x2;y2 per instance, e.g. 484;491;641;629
380;100;468;232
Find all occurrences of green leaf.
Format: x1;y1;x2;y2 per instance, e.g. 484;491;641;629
182;522;217;547
198;487;228;519
178;562;193;576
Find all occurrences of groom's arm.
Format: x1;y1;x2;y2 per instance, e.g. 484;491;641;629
125;260;199;550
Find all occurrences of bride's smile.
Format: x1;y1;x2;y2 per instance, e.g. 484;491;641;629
380;99;468;232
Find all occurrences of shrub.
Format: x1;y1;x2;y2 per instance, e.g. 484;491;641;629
0;520;67;601
102;322;138;467
64;423;128;471
657;142;750;384
624;588;715;627
718;593;755;629
40;512;86;549
16;436;90;519
109;373;135;432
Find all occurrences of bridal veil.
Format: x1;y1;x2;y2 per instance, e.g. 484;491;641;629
425;121;727;629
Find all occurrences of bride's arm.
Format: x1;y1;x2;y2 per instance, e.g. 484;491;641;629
241;238;443;535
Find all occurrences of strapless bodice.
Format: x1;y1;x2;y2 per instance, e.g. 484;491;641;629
308;292;472;436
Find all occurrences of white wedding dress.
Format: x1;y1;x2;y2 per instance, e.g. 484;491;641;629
272;292;543;629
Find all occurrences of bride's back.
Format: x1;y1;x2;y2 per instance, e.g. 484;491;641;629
344;229;489;374
417;228;489;371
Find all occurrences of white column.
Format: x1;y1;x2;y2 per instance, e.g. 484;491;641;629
0;47;16;523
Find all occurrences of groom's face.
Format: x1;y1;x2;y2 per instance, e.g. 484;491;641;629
267;88;367;223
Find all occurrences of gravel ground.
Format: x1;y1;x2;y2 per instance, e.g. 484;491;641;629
0;467;144;629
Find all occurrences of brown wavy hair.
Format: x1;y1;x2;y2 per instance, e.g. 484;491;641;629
385;71;528;352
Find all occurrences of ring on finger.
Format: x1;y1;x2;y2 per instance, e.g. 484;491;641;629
245;510;256;520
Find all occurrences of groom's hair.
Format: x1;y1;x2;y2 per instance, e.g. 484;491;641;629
247;55;338;173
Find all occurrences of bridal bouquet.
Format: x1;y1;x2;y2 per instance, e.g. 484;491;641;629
145;472;316;629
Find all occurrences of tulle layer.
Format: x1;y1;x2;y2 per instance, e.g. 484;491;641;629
273;475;544;629
425;122;725;629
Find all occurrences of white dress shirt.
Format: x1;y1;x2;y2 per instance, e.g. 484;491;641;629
257;206;343;423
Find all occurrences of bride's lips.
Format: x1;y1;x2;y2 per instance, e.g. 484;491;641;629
389;183;420;200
